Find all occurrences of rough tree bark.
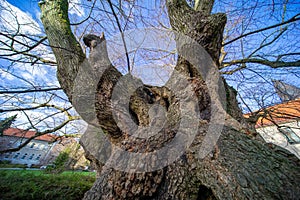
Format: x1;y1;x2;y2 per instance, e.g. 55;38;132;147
39;0;300;199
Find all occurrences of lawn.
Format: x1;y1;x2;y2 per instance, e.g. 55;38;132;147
0;170;96;200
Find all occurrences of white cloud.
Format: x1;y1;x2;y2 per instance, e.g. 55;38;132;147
21;72;34;82
69;0;85;17
0;1;57;86
0;1;41;35
0;71;14;81
0;1;82;134
0;1;44;58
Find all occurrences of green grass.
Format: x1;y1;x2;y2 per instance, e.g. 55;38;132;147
0;170;96;200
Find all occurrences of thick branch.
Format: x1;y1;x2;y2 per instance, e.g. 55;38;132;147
166;0;226;66
222;58;300;69
194;0;214;14
76;34;123;138
39;0;85;101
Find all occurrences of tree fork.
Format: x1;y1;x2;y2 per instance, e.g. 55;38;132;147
39;0;300;199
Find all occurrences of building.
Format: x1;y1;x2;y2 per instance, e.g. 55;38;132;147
0;128;89;169
246;98;300;159
0;128;57;166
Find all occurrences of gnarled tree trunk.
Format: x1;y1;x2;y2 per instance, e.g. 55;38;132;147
39;0;300;199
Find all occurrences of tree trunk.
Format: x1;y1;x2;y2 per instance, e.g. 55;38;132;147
39;0;300;199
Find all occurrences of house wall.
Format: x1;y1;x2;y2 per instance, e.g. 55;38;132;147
0;136;54;166
0;135;89;169
43;138;90;170
256;121;300;159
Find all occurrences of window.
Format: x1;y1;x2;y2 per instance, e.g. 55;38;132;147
30;143;36;148
5;152;12;158
39;144;45;150
279;127;300;144
13;153;20;159
36;154;41;160
21;153;28;159
29;154;35;160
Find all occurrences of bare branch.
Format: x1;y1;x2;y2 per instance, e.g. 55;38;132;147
222;58;300;69
107;0;131;73
0;87;62;94
70;0;97;26
0;103;72;113
223;13;300;46
0;32;57;65
248;27;288;58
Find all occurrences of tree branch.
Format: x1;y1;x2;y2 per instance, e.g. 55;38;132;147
39;0;86;101
0;103;72;114
222;58;300;70
70;0;97;26
194;0;214;14
223;13;300;46
107;0;131;73
248;27;288;58
0;33;56;65
0;87;62;94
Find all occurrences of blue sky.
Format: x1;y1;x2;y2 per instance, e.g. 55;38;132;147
0;0;79;132
7;0;40;15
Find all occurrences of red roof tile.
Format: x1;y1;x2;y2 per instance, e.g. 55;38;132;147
244;98;300;128
3;128;56;142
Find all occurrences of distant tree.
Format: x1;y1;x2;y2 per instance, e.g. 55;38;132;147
0;114;17;135
47;149;70;174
